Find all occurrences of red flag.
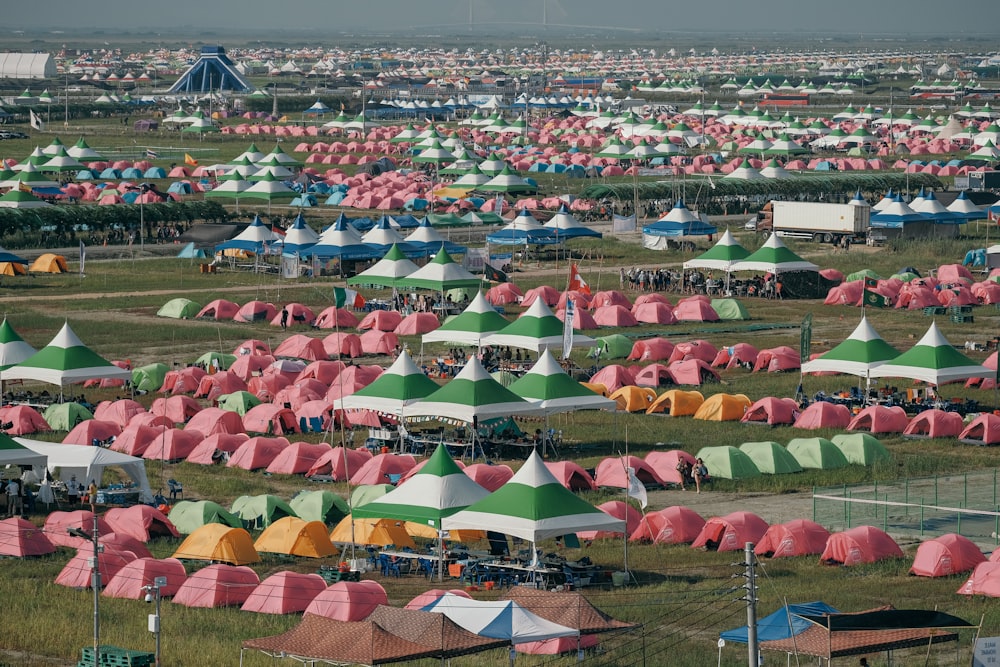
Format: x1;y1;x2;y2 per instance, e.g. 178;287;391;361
568;263;591;295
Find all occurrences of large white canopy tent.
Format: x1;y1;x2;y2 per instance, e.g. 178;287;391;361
17;439;154;502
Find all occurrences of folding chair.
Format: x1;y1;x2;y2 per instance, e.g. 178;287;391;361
167;479;183;500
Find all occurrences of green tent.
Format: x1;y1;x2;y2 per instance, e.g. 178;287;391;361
694;445;762;480
339;350;440;416
350;484;395;508
218;391;263;415
422;291;510;347
831;433;891;466
407;357;544;424
42;402;94;431
3;322;132;387
710;298;749;321
845;269;880;283
800;316;899;380
131;363;169;392
194;351;236;370
594;334;633;359
682;231;749;274
732;233;818;274
395;247;481;291
483;299;596;354
157;298;202;319
231;494;298;530
870;322;990;386
508;349;616;414
786;437;849;470
0;318;36;371
346;243;419;288
738;441;803;475
168;500;244;534
289;490;350;525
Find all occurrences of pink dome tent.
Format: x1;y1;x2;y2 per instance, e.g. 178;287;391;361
627;337;675;362
56;549;136;589
241;571;328;614
692;512;769;552
793;402;853;430
711;343;759;369
304;580;388;620
902;409;965;438
227;436;291;471
630;506;705;544
594;455;662;489
185;407;246;436
172;564;260;608
186;433;250;465
542;461;597;491
752;347;801;373
958;562;1000;597
102;558;187;599
0;517;55;557
910;534;985;577
754;519;831;558
463;463;513;492
668;359;720;386
741;397;799;425
820;526;903;565
644;450;697;486
306;446;373;480
847;405;909;434
349;453;417;486
668;340;718;364
959;413;1000;445
578;501;642;540
104;505;179;542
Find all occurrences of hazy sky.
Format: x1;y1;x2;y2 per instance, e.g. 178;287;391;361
5;0;999;35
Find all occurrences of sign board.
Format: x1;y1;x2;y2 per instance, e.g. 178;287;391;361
462;248;487;271
954;175;970;190
974;637;1000;666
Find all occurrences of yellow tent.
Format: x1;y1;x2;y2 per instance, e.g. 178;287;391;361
172;523;261;565
28;253;68;273
254;516;337;558
0;262;26;276
329;516;416;550
693;393;752;421
581;382;609;397
647;389;705;416
404;522;485;543
609;385;657;412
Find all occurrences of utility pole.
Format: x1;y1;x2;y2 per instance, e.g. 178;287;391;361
744;542;759;667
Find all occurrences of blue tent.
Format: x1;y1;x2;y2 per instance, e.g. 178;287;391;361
642;218;717;238
143;167;166;179
324;191;346;206
390;214;422;229
167;182;192;195
99;168;121;179
721;601;839;644
177;242;208;259
75;170;95;180
290;194;317;207
168;45;254;94
121;167;143;179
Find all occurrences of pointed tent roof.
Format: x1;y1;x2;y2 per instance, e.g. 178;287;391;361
482;298;596;353
3;322;132;386
347;243;419;287
442;450;624;542
351;445;489;528
508;350;616;415
683;229;750;271
396;247;481;291
421;291;510;347
0;319;36;371
337;351;440;415
280;213;320;253
544;207;602;239
869;322;990;385
0;189;51;209
800;316;899;378
732;234;818;273
420;593;579;643
407;357;543;423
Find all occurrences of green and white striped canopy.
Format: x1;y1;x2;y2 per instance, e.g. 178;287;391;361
3;322;131;386
407;356;543;423
800;316;899;379
869;321;990;386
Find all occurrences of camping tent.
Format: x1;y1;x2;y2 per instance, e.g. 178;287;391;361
820;525;903;565
420;593;580;643
253;517;336;558
910;534;985;577
691;511;769;552
172;523;260;565
738;441;803;474
0;517;55;557
230;494;297;529
17;439;152;502
830;433;891;465
800;316;899;383
754;519;831;558
693;393;751;421
694;446;761;480
102;558;187;599
168;500;244;534
241;571;328;614
629;506;706;544
288;490;350;525
172;564;260;608
304;580;388;621
786;437;849;470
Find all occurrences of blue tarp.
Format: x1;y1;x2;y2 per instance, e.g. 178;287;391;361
721;601;839;644
642;219;717;238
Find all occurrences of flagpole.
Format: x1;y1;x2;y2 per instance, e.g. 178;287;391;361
622;423;630;583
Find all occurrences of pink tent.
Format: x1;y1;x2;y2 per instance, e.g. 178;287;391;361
242;404;299;435
668;359;720;386
304;580;388;620
754;519;831;558
588;365;636;393
520;285;560;307
94;399;147;428
394;312;440;336
273;335;329;361
463;463;513;492
195;371;248;401
298;360;348;385
274;380;328;411
314;307;360;329
590;290;632;309
753;346;800;373
819;268;845;284
903;409;965;438
350;453;417;486
631;302;677;325
673;300;720;322
143;428;204;462
55;549;136;589
691;512;770;552
634;363;672;388
172;564;260;608
404;588;472;611
594;455;662;489
227;436;291;470
820;526;903;565
62;420;122;445
102;558;187;599
233;338;273;357
593;305;639;327
196;299;240;320
633;293;671;307
896;284;938;310
824;281;863;306
848;405;909;434
246;372;293;401
265;442;332;475
185;407;246;436
306;446;373;480
186;433;250;465
358;310;402;332
230;354;276;381
627;337;674;362
555;306;599;330
104;505;179;542
359;330;399;355
241;571;328;614
0;405;49;434
557;290;592;310
578;501;642;540
323;332;364;358
160;366;208;394
645;450;696;486
485;283;523;306
937;263;974;283
630;506;705;544
0;517;55;557
793;402;853;430
668;340;718;364
711;343;759;370
957;562;1000;597
741;397;799;425
910;534;985;577
271;303;316;327
234;301;278;324
542;461;597;491
110;424;167;457
128;412;173;429
959;413;1000;445
150;395;202;423
325;364;384;400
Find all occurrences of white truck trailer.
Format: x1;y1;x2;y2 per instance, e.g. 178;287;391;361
756;200;870;243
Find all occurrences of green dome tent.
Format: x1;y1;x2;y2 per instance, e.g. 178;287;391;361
157;298;202;319
230;494;298;530
217;391;263;415
168;500;244;534
710;298;749;321
786;437;849;470
289;490;350;525
194;351;237;370
594;334;633;360
831;433;891;466
738;441;803;474
131;363;169;392
694;445;762;480
42;402;94;431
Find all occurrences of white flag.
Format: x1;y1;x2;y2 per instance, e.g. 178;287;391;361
79;241;86;277
626;466;648;509
562;298;574;360
29;109;45;132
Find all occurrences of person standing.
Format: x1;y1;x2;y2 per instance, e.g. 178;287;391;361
6;478;21;517
694;458;709;494
66;475;80;506
280;308;289;330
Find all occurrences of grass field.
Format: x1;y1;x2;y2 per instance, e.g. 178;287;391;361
3;124;1000;665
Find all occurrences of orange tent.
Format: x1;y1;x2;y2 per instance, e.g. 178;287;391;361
693;393;751;421
254;517;336;558
646;389;704;416
609;385;656;412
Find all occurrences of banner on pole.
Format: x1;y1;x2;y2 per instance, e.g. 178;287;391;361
799;312;812;364
562;298;575;360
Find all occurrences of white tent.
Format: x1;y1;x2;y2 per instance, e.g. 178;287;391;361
17;439;154;502
420;593;579;643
